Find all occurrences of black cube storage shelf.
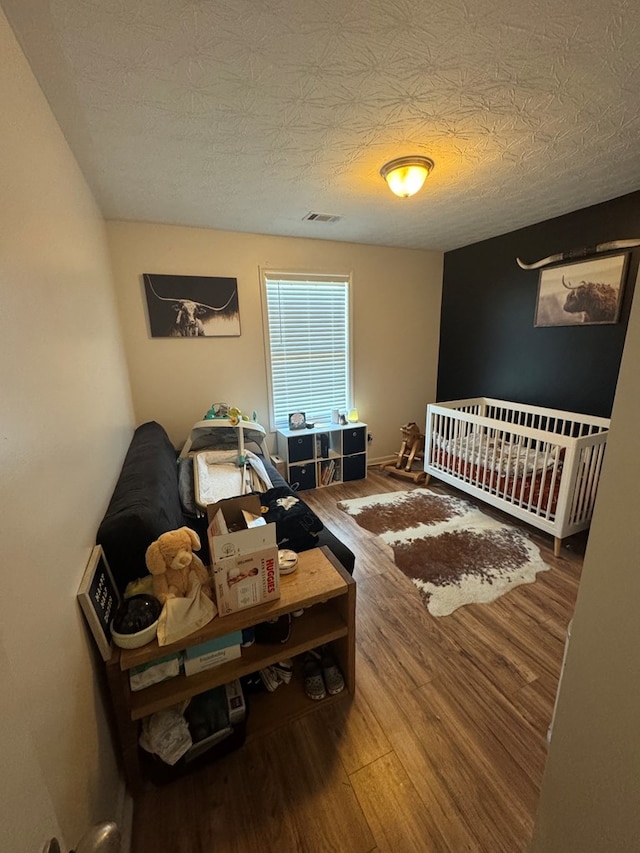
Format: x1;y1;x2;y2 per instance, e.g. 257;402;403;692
288;463;317;491
276;422;367;490
342;452;367;482
288;433;314;463
342;426;366;456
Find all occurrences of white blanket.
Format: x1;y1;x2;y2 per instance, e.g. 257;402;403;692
194;449;273;507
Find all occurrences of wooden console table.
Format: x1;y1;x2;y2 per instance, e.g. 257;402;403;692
105;546;356;794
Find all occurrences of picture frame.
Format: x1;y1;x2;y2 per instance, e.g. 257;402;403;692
534;253;629;327
77;545;121;662
288;412;307;430
143;273;240;337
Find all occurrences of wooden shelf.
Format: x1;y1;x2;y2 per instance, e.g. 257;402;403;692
117;547;348;670
129;603;348;719
105;546;356;794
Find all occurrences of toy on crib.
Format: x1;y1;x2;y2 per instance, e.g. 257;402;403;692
145;527;213;604
203;402;258;425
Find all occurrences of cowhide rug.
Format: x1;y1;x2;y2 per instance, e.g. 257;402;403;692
338;488;549;616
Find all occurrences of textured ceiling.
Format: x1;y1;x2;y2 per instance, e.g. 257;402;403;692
4;0;640;250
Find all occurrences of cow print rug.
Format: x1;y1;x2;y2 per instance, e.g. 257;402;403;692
337;489;549;616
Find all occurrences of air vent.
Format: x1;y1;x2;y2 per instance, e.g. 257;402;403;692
303;212;342;224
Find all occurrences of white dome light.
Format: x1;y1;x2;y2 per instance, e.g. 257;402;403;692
380;156;435;198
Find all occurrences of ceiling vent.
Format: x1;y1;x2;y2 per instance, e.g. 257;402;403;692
303;211;342;224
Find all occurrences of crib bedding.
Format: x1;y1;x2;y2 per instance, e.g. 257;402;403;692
432;432;560;478
193;449;273;508
425;398;610;554
178;418;273;514
431;445;562;518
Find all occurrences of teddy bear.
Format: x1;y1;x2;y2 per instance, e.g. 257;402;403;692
145;526;213;604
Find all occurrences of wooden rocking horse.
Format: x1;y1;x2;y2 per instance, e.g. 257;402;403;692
382;422;427;484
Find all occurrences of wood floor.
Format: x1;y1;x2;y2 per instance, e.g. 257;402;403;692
131;469;585;853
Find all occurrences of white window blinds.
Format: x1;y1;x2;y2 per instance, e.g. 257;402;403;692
262;273;351;431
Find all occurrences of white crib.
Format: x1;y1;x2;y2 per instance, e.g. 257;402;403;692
424;398;610;555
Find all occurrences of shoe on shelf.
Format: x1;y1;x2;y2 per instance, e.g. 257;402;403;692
259;659;295;692
255;613;292;644
319;646;345;695
273;659;293;685
302;653;326;701
259;666;283;692
241;626;255;647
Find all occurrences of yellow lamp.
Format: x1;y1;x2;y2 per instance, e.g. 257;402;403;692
380;156;435;198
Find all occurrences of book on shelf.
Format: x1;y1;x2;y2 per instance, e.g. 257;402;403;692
316;434;330;458
321;459;336;485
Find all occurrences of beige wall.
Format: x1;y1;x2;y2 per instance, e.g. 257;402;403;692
532;268;640;850
0;11;134;853
4;1;637;847
106;222;443;458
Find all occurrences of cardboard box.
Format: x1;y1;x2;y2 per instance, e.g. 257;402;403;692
224;678;246;725
207;495;279;616
183;631;243;676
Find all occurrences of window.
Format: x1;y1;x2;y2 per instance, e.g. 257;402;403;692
261;272;351;431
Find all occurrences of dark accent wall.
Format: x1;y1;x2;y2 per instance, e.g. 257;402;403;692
438;191;640;418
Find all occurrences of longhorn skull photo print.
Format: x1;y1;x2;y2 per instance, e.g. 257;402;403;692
143;273;240;337
534;253;629;327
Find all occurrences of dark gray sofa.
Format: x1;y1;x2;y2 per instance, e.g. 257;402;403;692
96;421;354;594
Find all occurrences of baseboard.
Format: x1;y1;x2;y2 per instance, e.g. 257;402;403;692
115;778;134;853
367;455;396;466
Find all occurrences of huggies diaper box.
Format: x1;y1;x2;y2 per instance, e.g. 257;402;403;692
206;495;279;616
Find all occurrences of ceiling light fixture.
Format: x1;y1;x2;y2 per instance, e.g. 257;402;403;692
380;156;435;198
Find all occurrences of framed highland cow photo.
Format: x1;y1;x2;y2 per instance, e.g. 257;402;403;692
534;253;629;327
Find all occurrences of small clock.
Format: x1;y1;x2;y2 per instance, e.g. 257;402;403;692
288;411;306;430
